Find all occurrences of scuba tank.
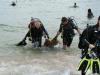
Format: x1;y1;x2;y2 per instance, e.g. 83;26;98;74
61;17;77;38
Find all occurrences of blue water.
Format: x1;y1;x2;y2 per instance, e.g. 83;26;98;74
0;0;100;75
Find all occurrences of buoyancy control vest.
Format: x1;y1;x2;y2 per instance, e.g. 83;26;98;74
78;25;99;49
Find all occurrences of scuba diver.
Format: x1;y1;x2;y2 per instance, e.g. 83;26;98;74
16;18;49;48
56;17;81;50
78;16;100;75
73;3;78;8
87;8;94;19
11;1;16;6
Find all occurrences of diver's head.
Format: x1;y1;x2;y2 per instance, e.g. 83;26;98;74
88;8;92;13
61;17;68;25
11;1;16;6
74;3;76;6
31;17;41;22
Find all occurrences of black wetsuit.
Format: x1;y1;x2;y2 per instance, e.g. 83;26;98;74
78;25;100;75
59;22;78;46
79;25;100;58
25;25;49;47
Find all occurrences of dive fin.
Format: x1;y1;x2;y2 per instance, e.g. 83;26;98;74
91;58;100;74
16;40;27;46
77;55;91;73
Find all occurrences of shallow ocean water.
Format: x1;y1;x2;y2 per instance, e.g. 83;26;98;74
0;0;100;75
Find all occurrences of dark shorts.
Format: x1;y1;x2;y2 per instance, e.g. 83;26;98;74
63;34;73;46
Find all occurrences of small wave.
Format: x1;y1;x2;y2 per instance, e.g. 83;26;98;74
0;24;26;28
0;24;27;32
0;24;9;27
3;29;18;32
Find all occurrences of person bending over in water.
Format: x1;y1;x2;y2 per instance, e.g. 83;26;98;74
17;18;49;47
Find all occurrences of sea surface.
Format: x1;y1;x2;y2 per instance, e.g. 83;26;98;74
0;0;100;75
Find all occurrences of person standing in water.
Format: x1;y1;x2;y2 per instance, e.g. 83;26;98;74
73;3;78;8
56;17;81;50
11;1;16;6
78;16;100;75
87;8;94;19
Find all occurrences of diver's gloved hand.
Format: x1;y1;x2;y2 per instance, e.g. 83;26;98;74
89;44;95;49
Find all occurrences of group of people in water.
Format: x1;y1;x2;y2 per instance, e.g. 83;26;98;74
17;16;82;49
17;15;100;75
16;6;100;75
17;8;94;49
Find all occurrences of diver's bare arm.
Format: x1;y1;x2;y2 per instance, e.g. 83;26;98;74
77;28;81;36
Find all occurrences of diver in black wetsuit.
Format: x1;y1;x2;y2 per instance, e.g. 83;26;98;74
73;3;78;8
78;16;100;75
56;17;81;50
11;1;16;6
16;18;49;47
87;8;94;19
79;16;100;57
